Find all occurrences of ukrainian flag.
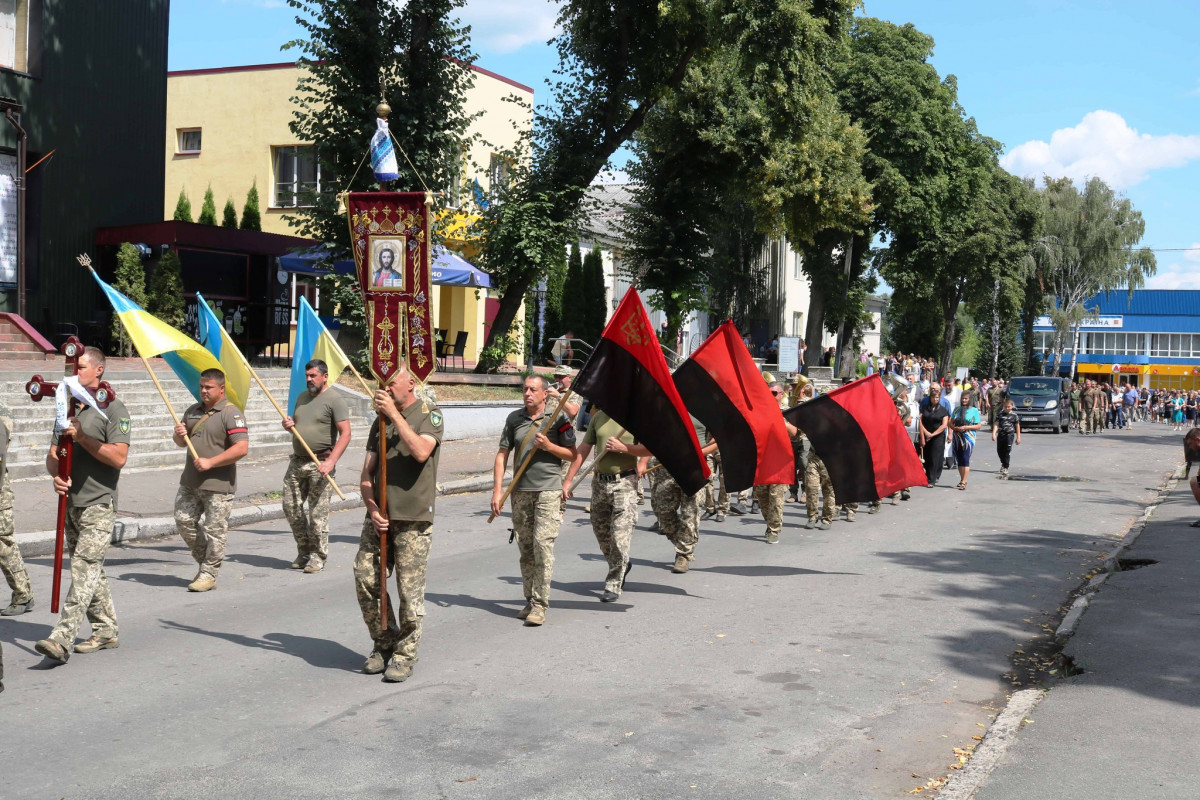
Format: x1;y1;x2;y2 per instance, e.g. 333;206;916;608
194;294;252;412
91;273;243;410
289;296;351;415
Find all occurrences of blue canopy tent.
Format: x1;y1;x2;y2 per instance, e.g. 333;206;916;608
278;246;492;288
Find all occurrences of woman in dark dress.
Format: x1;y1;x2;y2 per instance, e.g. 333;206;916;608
919;384;950;486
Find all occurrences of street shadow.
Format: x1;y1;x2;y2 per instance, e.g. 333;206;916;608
102;555;176;568
426;591;632;617
693;565;860;578
0;616;53;657
224;553;294;570
117;572;191;588
159;619;362;672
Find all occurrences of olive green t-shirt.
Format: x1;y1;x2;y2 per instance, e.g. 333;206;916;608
180;398;249;493
500;405;577;492
292;388;350;457
365;401;443;522
51;398;131;509
584;410;638;474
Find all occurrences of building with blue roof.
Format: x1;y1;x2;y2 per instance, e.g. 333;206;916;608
1031;289;1200;389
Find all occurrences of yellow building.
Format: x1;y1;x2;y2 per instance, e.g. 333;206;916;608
164;60;532;365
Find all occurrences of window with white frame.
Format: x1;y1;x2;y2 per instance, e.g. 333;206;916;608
0;0;29;73
487;153;510;200
792;312;803;336
177;128;202;155
273;145;320;207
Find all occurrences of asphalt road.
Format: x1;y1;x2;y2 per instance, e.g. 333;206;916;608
2;422;1182;799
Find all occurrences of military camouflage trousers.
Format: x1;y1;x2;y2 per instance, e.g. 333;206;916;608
591;475;638;595
511;490;562;610
353;517;432;665
174;486;234;579
805;455;836;524
752;484;787;535
0;477;32;605
703;452;729;514
282;456;333;563
650;475;701;560
49;503;118;649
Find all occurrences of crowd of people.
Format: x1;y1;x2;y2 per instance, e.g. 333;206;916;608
1065;380;1200;432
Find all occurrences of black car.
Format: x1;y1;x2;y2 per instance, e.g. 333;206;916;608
1006;376;1071;433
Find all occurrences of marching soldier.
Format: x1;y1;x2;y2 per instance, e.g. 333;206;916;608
491;375;576;626
0;398;33;616
355;365;442;683
754;382;798;544
172;368;249;593
34;347;131;664
643;417;717;573
796;383;835;529
564;407;649;602
281;359;351;574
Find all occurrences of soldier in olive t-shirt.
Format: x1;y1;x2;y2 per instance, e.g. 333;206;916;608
172;371;250;592
34;347;132;664
491;376;576;625
282;373;351;573
354;368;442;684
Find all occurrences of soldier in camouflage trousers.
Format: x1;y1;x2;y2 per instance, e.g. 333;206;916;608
0;404;34;615
354;518;432;667
804;452;836;528
648;458;702;573
174;489;234;581
282;458;333;570
752;484;788;542
34;347;130;664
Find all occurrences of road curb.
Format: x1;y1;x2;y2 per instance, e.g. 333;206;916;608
937;689;1045;800
14;473;497;558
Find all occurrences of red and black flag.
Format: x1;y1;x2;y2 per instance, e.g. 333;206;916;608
672;321;793;492
783;374;926;503
572;291;710;495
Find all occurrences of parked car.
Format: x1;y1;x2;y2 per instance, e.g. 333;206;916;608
1006;376;1070;433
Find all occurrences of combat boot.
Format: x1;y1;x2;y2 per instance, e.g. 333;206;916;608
672;555;689;574
289;554;307;570
1;597;33;615
35;639;69;664
303;557;324;574
525;606;546;626
516;603;532;620
187;574;217;592
75;635;119;654
363;647;392;674
765;530;779;544
383;659;413;683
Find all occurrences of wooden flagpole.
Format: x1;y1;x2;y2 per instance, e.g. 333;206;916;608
487;388;575;523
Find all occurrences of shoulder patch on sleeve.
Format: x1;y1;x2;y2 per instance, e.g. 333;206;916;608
119;417;131;434
430;410;443;428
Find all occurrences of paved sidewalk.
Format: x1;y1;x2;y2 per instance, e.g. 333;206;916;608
12;435;501;555
965;471;1200;799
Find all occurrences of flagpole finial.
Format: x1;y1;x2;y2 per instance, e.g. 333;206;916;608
377;73;390;119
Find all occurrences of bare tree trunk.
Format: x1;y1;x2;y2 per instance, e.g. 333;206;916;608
990;278;1000;379
940;313;956;380
1068;322;1081;380
803;284;826;376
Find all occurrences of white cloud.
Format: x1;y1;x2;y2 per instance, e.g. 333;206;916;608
1144;244;1200;289
591;168;630;186
1000;110;1200;190
459;1;559;54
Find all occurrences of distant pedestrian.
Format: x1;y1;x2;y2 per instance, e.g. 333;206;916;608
992;397;1021;479
918;385;950;487
950;393;982;490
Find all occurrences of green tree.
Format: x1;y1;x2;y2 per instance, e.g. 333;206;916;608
476;0;859;371
198;186;218;225
221;198;239;228
172;189;193;223
582;247;606;345
240;181;262;231
148;249;186;330
560;242;585;344
111;243;148;356
1033;176;1156;377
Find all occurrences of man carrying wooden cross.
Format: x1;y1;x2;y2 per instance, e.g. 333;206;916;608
491;375;576;627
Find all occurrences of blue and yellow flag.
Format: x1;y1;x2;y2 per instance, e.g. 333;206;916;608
289;296;351;415
91;272;242;408
194;294;252;412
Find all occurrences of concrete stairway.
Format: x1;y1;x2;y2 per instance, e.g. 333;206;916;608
0;314;55;361
3;369;371;480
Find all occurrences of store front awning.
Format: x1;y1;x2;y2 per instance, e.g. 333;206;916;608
279;246;491;288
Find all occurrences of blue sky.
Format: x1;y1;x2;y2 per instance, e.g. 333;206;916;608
172;1;1199;287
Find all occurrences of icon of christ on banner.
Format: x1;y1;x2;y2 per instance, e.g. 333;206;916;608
370;236;406;290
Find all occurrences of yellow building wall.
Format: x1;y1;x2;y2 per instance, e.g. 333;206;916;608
164;62;532;365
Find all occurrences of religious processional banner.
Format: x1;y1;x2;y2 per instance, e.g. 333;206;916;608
345;191;435;385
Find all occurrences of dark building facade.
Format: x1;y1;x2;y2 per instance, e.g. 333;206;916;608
0;0;169;335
